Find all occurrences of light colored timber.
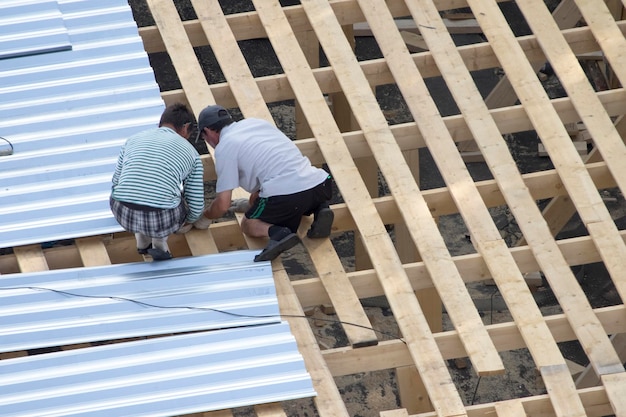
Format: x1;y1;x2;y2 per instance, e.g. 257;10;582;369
196;88;626;182
137;0;508;53
154;21;626;111
354;0;505;378
254;0;469;414
192;2;351;415
193;0;376;349
494;400;527;417
408;0;609;414
5;226;625;313
321;303;626;378
458;0;582;155
467;0;625;388
509;4;626;403
14;244;49;273
145;0;222;257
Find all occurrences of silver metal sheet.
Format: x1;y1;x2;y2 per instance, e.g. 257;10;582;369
0;0;164;249
0;323;316;416
0;0;71;60
0;250;279;353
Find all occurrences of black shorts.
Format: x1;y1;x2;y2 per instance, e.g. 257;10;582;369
246;176;333;233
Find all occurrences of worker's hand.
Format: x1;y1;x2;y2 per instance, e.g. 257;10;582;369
193;215;213;229
174;222;193;234
228;198;251;214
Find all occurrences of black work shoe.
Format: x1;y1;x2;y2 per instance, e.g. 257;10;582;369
307;207;334;238
147;247;172;261
254;233;300;262
137;244;153;255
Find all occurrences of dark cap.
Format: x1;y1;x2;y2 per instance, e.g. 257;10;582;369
195;105;232;142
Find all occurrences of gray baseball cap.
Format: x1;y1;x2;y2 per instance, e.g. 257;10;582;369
195;105;232;142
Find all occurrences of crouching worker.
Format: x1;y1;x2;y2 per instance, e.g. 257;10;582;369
193;105;334;262
110;103;205;260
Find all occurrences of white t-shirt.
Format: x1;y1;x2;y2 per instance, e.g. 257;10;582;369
215;118;328;197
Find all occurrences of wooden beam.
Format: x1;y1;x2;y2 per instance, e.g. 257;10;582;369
196;88;626;182
322;304;626;377
470;0;626;391
356;0;504;379
254;0;469;413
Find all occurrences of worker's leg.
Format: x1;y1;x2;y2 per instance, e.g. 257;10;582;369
307;202;334;238
135;233;152;254
242;217;300;262
147;236;172;261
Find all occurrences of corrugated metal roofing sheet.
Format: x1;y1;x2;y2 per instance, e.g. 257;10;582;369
0;323;316;417
0;0;71;60
0;250;279;353
0;0;165;249
0;250;316;415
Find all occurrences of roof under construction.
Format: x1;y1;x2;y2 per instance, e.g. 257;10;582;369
2;0;626;416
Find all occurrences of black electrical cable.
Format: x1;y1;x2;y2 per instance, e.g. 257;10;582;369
0;285;406;343
0;136;14;156
470;375;482;405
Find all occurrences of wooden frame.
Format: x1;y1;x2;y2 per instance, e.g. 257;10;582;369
3;1;626;416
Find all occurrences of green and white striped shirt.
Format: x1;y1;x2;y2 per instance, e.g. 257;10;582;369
111;127;204;223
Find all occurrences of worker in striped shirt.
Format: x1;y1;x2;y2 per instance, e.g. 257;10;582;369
110;103;205;260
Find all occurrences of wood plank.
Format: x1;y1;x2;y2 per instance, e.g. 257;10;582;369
1;160;618;277
574;0;626;92
600;372;626;416
255;402;287;417
380;409;410;417
273;266;350;417
145;0;214;113
577;333;626;388
252;1;468;414
485;0;581;110
183;229;219;255
182;3;348;416
463;0;626;378
194;0;377;350
146;0;223;256
301;234;379;348
191;410;232;417
190;0;272;121
75;237;111;266
518;115;626;246
406;0;595;414
14;245;48;273
147;18;626;110
494;400;527;417
513;0;626;302
195;86;626;185
322;304;626;378
416;385;613;417
353;17;482;37
312;0;504;378
137;0;517;53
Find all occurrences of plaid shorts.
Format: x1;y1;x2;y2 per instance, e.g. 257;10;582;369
109;197;186;238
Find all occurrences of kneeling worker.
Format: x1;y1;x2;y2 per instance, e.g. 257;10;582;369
194;105;334;262
110;103;204;260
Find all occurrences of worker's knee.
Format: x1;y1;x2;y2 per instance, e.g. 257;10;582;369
241;217;270;238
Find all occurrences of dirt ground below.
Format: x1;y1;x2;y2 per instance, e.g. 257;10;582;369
128;1;625;415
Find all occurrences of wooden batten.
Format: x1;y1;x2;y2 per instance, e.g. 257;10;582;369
2;1;626;416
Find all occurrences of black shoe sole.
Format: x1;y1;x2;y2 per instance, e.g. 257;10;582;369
137;244;153;255
307;207;334;238
147;248;172;261
254;233;300;262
